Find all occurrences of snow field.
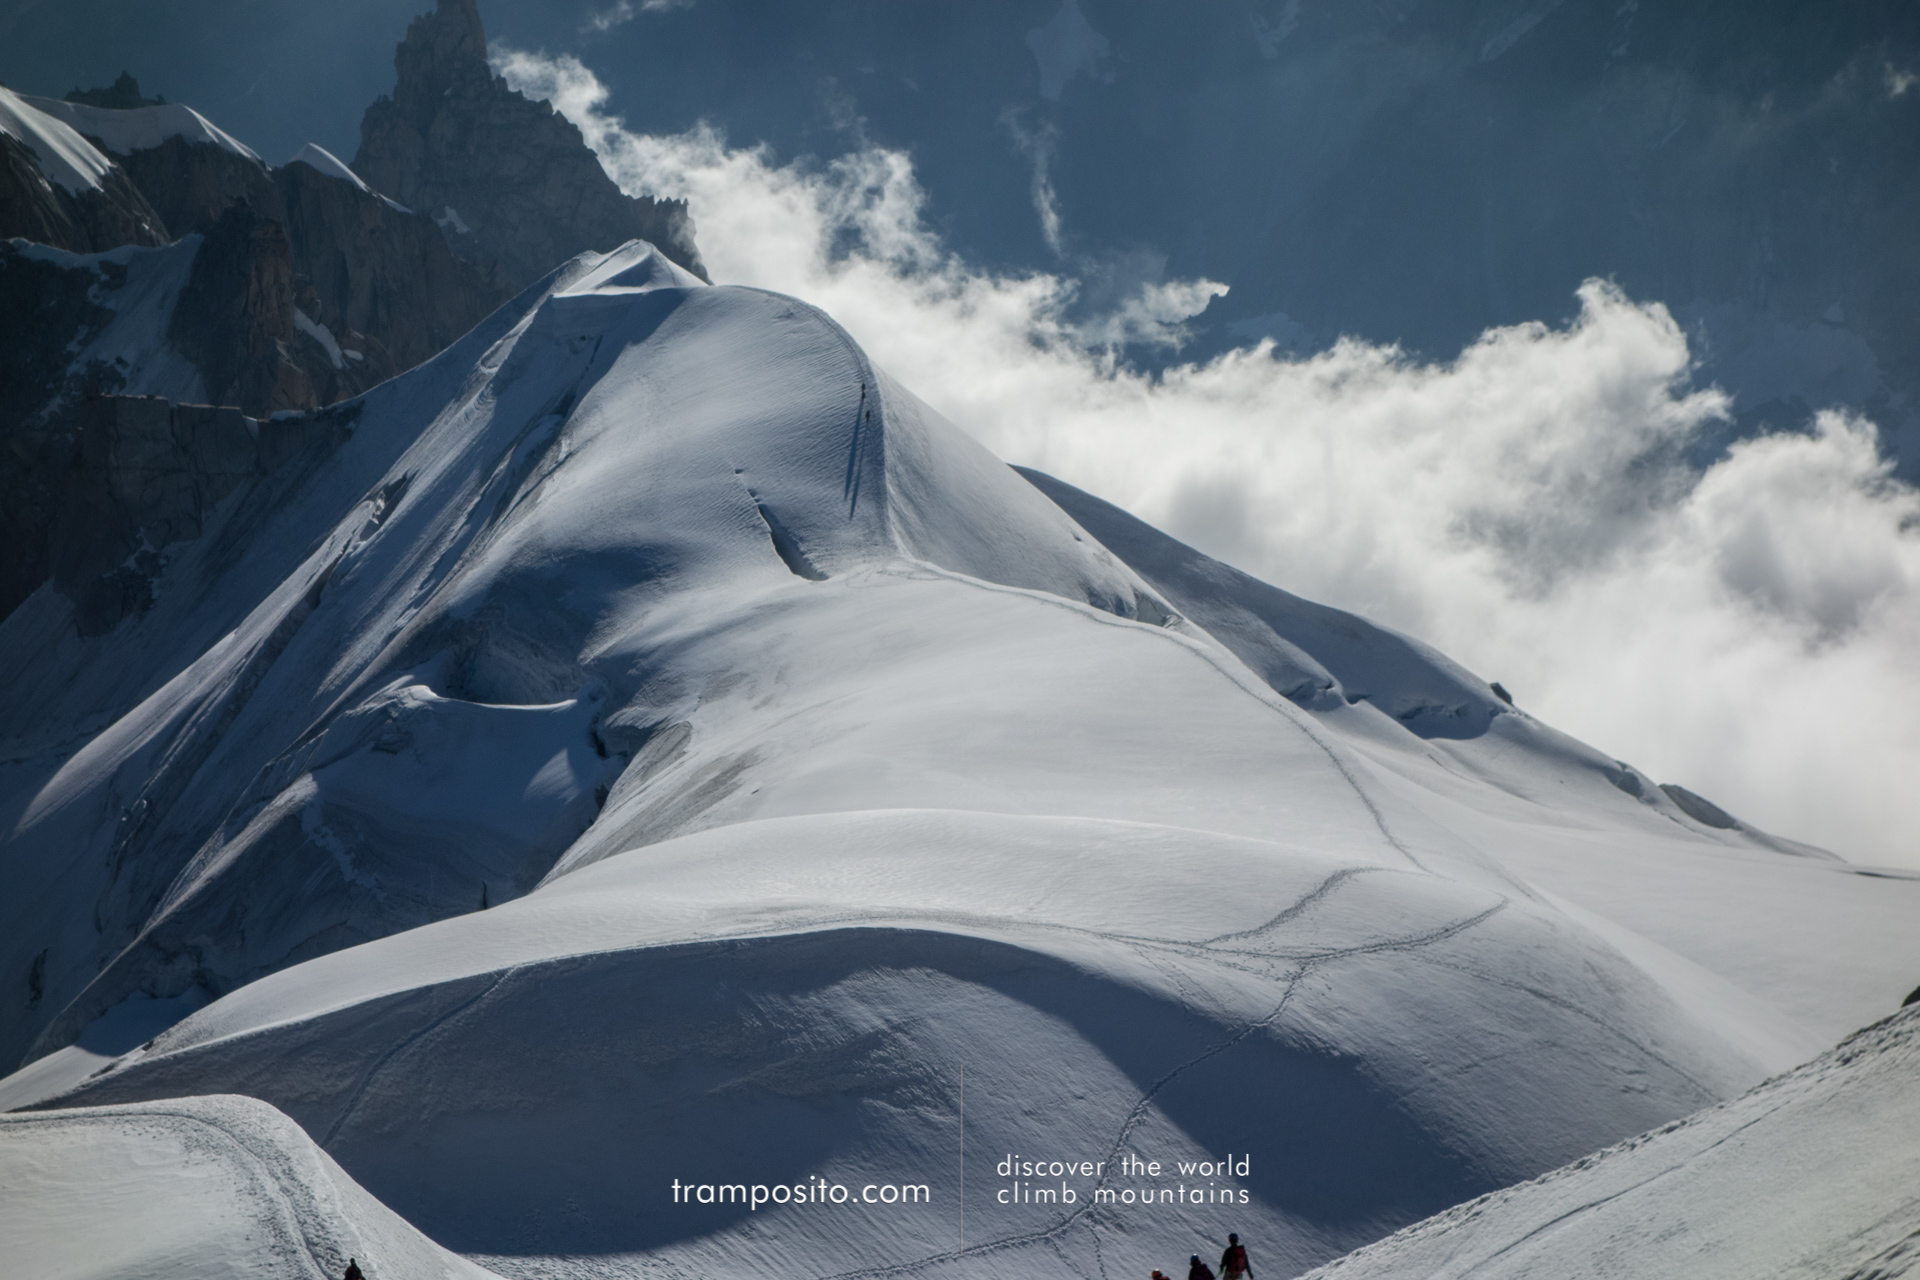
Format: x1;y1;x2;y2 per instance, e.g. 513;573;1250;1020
0;1094;499;1280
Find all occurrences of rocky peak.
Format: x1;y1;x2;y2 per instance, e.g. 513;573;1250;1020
354;0;705;287
389;0;491;116
63;73;164;110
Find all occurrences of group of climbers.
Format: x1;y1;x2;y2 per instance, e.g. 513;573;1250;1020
1151;1231;1254;1280
337;1231;1258;1278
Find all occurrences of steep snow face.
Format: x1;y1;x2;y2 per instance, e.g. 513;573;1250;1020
1018;466;1518;733
23;94;261;162
7;239;1914;1279
1300;1006;1920;1280
0;87;113;193
0;1095;502;1280
7;237;208;410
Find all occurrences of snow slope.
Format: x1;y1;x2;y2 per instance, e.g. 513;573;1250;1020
5;236;208;410
3;239;1916;1278
0;1094;501;1280
1302;1005;1920;1280
1016;466;1920;1042
23;93;261;162
0;86;113;193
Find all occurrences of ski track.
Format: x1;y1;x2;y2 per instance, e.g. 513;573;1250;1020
320;968;516;1149
881;560;1428;874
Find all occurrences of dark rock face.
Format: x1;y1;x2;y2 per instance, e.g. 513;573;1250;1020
0;243;126;621
169;204;299;413
110;134;280;241
52;396;257;635
0;210;390;628
78;134;510;403
28;393;354;636
0;134;73;249
3;103;510;408
277;159;505;373
354;0;705;287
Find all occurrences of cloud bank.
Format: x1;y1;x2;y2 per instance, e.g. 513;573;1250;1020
497;48;1920;868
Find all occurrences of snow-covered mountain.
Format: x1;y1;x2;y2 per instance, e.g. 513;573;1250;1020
3;239;1914;1278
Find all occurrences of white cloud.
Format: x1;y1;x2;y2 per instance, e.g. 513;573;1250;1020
495;48;1920;868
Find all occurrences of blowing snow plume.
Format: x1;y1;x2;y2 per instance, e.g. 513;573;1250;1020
496;48;1920;869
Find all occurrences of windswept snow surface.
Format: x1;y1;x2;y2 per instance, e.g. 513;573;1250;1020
23;93;262;162
1301;1006;1920;1280
0;86;113;193
4;241;1917;1279
0;1094;502;1280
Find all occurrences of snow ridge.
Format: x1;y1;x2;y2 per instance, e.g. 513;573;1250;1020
0;86;113;193
23;93;262;162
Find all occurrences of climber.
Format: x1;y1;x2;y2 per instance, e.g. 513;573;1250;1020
1220;1233;1253;1279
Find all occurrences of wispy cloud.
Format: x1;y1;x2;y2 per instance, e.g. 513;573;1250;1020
496;47;1920;867
1002;109;1065;257
583;0;693;35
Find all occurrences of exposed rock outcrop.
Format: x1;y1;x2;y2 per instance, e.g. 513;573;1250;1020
109;133;279;241
62;71;164;110
21;89;511;365
276;157;503;373
169;201;333;415
0;228;376;627
2;92;509;407
32;393;354;636
1;243;116;621
354;0;705;287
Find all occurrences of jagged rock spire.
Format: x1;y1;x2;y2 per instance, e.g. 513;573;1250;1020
388;0;491;115
353;0;705;286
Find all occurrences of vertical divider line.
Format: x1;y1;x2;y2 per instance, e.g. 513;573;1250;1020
959;1062;965;1252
